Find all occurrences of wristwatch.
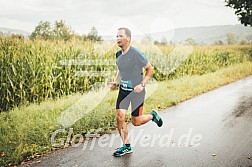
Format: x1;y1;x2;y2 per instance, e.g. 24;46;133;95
141;82;145;87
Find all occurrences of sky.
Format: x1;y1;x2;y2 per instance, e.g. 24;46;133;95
0;0;240;36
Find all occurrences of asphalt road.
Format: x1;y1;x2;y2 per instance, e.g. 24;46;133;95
22;76;252;167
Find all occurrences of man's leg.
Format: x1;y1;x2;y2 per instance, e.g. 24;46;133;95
130;89;163;127
114;109;133;157
130;91;152;126
131;104;163;127
131;114;153;126
116;109;129;144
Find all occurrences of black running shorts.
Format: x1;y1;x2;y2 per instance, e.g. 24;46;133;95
116;88;145;116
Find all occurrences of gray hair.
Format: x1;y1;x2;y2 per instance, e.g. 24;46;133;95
118;27;131;38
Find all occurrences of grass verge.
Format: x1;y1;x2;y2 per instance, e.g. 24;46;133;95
0;62;252;166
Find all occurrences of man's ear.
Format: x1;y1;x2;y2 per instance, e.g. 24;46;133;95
127;37;131;42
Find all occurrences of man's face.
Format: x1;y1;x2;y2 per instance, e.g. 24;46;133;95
116;29;130;48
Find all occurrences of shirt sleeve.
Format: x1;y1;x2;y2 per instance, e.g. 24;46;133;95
137;51;148;67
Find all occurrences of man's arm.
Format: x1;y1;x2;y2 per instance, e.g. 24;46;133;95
134;62;153;92
142;62;153;85
109;70;120;90
114;70;120;85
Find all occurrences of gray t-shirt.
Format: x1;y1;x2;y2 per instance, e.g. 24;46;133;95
116;46;148;91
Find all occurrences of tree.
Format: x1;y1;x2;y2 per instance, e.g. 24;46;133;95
30;20;74;41
214;39;224;45
185;38;196;45
153;36;168;45
225;0;252;26
29;21;53;40
86;27;102;42
160;36;168;45
53;20;74;41
154;40;160;45
10;34;24;40
239;37;249;45
226;32;236;45
141;35;152;45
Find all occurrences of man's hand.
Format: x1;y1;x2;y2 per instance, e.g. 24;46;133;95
108;82;117;90
134;84;144;93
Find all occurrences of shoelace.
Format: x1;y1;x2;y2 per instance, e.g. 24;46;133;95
116;146;126;152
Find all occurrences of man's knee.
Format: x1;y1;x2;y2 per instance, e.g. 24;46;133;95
117;115;125;123
132;121;141;126
116;109;126;122
132;117;141;126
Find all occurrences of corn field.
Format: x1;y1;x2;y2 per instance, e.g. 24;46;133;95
0;37;251;112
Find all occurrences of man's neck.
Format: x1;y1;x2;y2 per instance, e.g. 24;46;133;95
121;45;130;55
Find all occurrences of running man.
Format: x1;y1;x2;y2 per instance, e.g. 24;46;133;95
109;27;163;157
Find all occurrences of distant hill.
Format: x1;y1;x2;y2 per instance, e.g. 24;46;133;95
0;27;29;37
169;24;252;44
143;24;252;44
